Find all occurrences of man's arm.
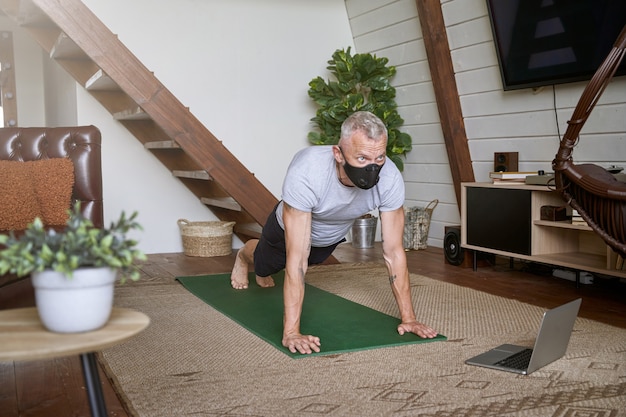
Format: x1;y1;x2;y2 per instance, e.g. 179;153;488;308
380;207;438;338
281;202;321;354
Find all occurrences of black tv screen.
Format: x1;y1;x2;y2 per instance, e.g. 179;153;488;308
486;0;626;90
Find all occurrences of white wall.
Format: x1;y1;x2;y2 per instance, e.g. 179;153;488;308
345;0;626;248
42;58;77;126
0;16;45;127
70;0;353;253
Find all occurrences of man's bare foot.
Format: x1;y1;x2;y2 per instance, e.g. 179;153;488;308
256;276;275;287
229;240;274;289
230;248;250;289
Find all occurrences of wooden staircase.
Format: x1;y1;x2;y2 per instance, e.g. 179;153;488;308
0;0;278;242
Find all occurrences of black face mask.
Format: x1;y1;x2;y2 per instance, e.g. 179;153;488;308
339;148;384;190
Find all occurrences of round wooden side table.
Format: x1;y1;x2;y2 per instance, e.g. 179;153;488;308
0;307;150;417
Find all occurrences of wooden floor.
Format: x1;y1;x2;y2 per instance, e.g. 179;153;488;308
1;244;625;417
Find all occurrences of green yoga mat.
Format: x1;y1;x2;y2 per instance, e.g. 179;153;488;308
176;271;446;358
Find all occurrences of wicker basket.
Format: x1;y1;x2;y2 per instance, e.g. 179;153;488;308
403;199;438;250
177;219;235;257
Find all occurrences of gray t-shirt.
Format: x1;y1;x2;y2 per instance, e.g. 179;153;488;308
276;145;405;247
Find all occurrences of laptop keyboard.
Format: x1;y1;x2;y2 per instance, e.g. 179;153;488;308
495;348;533;370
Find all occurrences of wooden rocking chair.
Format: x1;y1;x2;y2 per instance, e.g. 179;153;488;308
552;25;626;258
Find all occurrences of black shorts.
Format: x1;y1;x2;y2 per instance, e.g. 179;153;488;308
253;203;345;277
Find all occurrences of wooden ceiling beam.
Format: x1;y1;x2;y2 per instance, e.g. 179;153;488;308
415;0;475;209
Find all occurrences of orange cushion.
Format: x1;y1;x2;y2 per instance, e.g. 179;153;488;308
0;161;40;230
0;159;75;230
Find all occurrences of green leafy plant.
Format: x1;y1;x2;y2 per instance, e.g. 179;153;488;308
0;203;146;283
307;47;412;171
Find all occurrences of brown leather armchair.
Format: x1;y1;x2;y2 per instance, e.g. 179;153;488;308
0;125;103;289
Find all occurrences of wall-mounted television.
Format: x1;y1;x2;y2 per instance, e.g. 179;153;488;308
486;0;626;91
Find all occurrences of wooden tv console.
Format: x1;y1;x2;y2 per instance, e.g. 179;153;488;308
461;182;626;279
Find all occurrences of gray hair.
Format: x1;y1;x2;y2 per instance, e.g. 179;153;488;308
339;111;387;144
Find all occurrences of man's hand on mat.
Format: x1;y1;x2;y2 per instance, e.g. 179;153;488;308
283;333;321;354
397;321;438;339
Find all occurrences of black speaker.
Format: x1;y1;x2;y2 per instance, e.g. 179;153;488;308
443;226;495;268
494;152;518;172
444;226;465;266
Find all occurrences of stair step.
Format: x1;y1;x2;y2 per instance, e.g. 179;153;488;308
85;69;119;90
144;140;180;149
201;197;241;211
50;32;86;60
234;222;263;238
173;170;211;180
113;106;149;120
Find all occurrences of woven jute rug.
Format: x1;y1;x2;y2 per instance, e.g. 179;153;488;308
101;263;626;417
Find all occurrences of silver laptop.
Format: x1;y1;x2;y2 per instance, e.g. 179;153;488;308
465;298;581;375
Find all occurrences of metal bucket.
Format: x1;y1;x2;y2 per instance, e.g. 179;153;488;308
351;216;377;248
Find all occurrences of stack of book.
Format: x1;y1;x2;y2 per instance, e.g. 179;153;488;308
489;171;535;185
571;210;588;226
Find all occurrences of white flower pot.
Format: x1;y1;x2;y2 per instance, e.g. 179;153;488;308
31;267;117;333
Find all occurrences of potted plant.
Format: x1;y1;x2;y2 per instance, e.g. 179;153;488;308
0;203;146;333
307;47;412;171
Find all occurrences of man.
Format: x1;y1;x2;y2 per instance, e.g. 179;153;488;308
230;111;438;355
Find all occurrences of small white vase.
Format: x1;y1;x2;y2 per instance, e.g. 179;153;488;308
31;267;117;333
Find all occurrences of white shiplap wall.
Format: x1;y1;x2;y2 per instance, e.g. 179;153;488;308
345;0;626;248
